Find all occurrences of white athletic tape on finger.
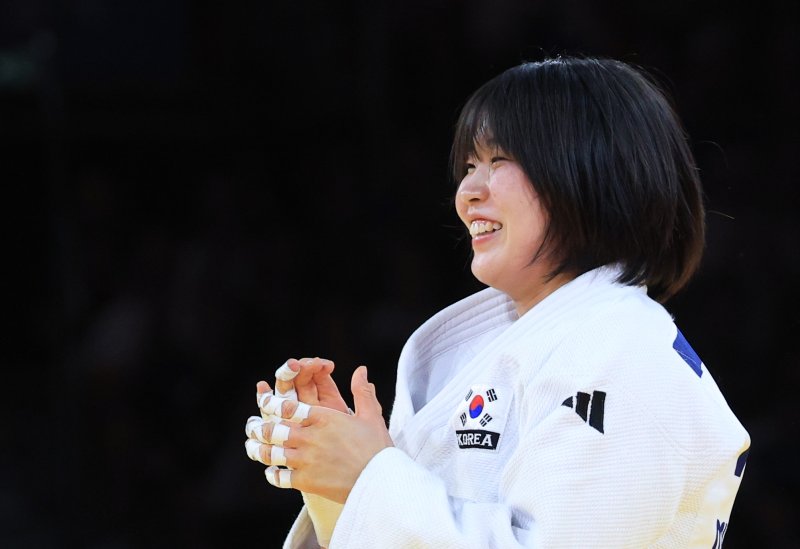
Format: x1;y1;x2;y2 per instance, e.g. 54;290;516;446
270;445;287;466
287;401;310;423
247;416;275;444
245;415;261;433
257;390;274;410
265;466;292;489
270;422;290;446
245;416;267;443
265;466;278;487
262;396;310;422
245;439;262;462
261;395;289;416
275;362;298;399
275;361;299;381
278;468;292;488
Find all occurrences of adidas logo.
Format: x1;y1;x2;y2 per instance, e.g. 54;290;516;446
562;390;606;433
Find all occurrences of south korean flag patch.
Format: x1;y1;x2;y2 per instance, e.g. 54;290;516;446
452;384;511;451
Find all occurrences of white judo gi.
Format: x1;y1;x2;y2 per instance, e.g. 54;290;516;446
285;266;750;548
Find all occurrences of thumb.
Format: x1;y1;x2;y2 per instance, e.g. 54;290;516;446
351;366;382;419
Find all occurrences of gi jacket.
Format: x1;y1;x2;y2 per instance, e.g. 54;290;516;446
286;266;750;548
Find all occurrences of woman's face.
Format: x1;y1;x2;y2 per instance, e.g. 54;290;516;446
456;142;564;314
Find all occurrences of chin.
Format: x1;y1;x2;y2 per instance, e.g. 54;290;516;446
470;263;500;290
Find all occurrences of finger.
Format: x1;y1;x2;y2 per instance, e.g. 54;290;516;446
265;466;293;489
245;416;270;443
275;360;299;398
351;366;383;419
244;439;296;467
257;387;275;410
294;357;335;388
275;381;296;399
256;381;273;406
259;393;311;423
256;384;275;420
268;466;318;495
275;360;300;381
269;421;292;446
245;416;293;446
265;444;288;466
311;359;335;381
245;439;270;463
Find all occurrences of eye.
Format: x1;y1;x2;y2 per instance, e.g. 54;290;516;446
465;162;476;174
490;156;508;165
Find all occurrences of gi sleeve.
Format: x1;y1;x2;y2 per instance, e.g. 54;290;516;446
283;506;319;549
329;446;540;548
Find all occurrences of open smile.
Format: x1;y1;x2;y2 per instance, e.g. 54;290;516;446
469;220;503;237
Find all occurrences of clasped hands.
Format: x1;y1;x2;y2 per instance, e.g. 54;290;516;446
244;357;394;504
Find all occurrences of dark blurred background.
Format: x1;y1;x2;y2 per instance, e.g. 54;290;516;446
2;1;797;547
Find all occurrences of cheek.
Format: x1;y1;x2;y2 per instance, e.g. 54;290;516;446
523;213;550;259
507;201;548;250
454;197;469;224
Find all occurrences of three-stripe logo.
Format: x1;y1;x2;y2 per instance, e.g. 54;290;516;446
561;390;606;433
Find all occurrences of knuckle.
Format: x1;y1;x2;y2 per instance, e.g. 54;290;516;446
290;428;306;446
289;451;306;469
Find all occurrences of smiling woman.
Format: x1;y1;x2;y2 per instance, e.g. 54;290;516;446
456;142;564;316
450;58;705;305
244;56;750;548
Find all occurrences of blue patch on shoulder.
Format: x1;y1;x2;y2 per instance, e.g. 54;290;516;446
673;329;703;377
735;448;750;477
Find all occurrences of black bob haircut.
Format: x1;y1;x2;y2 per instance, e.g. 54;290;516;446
451;57;705;303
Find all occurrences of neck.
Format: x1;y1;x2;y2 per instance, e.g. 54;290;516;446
512;272;575;317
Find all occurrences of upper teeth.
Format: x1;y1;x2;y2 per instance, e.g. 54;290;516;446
469;221;503;237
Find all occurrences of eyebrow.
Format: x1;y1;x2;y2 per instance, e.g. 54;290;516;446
482;135;499;148
469;137;505;159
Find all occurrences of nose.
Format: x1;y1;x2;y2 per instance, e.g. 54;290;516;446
457;166;489;205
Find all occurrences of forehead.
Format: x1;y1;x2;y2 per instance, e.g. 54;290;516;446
466;136;506;159
456;103;514;160
452;93;516;177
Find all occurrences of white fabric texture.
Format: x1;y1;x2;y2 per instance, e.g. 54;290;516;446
284;266;750;548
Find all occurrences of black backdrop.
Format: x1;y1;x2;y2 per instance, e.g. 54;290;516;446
2;1;798;547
